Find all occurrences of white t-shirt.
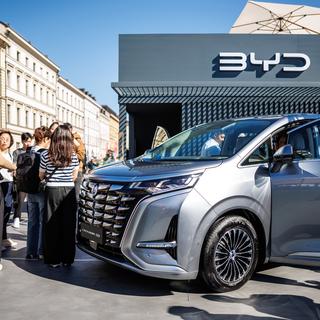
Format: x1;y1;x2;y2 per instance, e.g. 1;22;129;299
201;138;221;157
0;152;13;183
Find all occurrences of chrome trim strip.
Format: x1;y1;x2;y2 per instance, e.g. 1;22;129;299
136;241;177;249
77;243;197;280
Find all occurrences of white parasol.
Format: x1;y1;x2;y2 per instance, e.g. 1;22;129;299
230;1;320;34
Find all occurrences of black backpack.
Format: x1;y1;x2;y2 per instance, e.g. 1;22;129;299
15;148;46;194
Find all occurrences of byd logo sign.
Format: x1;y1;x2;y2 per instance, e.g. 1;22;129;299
219;52;310;72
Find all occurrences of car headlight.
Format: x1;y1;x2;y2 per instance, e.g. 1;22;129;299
128;174;201;194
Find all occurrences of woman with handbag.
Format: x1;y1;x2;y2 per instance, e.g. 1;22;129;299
0;152;16;270
0;130;17;250
25;126;51;260
39;125;79;268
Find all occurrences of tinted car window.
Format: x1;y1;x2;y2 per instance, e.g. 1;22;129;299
139;119;275;161
242;139;272;165
288;126;316;160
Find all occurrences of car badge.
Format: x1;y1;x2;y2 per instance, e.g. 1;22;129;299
91;184;98;196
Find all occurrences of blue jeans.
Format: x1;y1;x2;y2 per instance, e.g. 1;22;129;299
27;192;45;256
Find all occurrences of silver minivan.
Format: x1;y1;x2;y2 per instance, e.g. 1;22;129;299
77;114;320;292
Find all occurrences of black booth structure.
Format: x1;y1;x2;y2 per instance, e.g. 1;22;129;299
112;34;320;159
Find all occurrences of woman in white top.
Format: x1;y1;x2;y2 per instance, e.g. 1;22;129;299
0;130;17;249
39;125;79;267
0;152;16;270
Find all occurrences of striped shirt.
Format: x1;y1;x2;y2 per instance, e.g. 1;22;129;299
40;150;79;187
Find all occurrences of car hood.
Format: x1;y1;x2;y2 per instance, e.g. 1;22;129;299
89;160;223;183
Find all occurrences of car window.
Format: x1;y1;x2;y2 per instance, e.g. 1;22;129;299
139;119;274;161
288;126;316;160
242;139;272;166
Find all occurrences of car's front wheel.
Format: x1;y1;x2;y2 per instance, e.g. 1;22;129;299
201;215;259;292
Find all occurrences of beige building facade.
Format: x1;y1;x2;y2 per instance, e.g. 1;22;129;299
0;34;7;130
0;22;118;158
102;105;119;159
56;77;85;138
0;22;59;146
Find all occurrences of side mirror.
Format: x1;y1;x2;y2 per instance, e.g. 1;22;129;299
273;144;294;164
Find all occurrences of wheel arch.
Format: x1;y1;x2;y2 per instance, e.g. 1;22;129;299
205;208;266;263
198;208;268;272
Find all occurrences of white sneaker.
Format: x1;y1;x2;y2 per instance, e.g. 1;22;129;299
2;238;18;248
13;217;20;229
0;263;3;271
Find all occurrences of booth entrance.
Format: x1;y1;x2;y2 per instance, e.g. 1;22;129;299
126;103;181;158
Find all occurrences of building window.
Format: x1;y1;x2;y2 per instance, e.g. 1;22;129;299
7;104;11;123
46;117;49;127
46;90;49;105
46;71;49;80
33;62;36;72
6;45;10;55
40;87;43;101
25;57;29;67
17;51;20;62
40;114;43;125
25;79;29;96
26;110;29;128
40;67;43;76
33;113;36;129
66;92;68;103
33;84;36;98
6;69;11;87
52;94;54;106
16;75;20;91
17;107;21;126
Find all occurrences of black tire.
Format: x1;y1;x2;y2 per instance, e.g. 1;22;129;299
201;215;259;292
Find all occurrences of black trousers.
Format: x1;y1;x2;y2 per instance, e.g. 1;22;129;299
1;182;13;240
13;191;27;220
44;186;77;265
0;187;4;261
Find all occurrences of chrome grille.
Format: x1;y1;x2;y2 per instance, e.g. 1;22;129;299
78;179;147;251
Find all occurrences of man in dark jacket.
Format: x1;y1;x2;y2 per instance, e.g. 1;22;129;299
12;132;32;229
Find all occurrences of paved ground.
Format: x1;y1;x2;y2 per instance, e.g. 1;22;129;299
0;215;320;320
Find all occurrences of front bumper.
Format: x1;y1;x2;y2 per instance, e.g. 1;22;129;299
77;242;197;280
77;185;198;280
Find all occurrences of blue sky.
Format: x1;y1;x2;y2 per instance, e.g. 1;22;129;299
2;0;319;113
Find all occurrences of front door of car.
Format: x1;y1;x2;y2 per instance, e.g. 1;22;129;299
270;120;320;265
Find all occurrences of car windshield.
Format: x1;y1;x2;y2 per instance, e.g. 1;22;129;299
138;118;275;161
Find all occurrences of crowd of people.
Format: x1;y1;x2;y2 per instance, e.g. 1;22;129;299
0;122;89;269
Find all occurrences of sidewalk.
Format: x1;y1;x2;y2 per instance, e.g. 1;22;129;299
1;211;320;320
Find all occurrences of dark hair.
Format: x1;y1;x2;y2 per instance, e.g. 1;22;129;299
49;121;59;131
64;122;73;131
21;132;32;142
33;126;51;144
48;125;73;167
0;130;14;148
